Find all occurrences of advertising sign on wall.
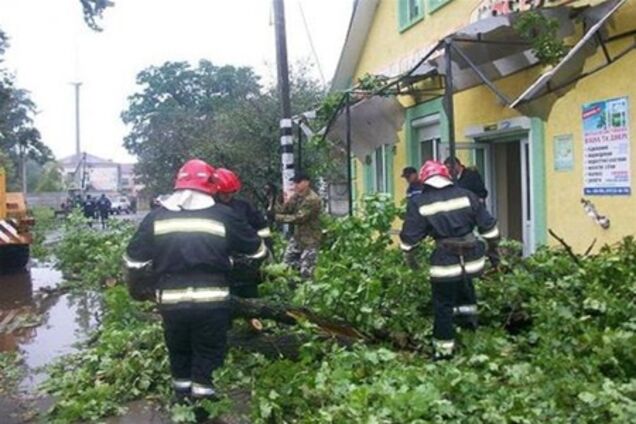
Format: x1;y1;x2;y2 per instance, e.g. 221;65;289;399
582;97;631;196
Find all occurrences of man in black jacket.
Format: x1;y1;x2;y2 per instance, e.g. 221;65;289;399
124;159;267;408
444;157;488;201
401;166;424;199
400;161;500;360
215;168;272;331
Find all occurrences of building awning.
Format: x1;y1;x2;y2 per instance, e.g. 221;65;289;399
510;0;628;108
327;96;404;160
409;7;576;96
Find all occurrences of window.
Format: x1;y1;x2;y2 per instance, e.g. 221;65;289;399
374;146;386;193
350;156;358;211
427;0;453;14
413;113;442;167
364;145;394;196
420;138;441;165
398;0;424;32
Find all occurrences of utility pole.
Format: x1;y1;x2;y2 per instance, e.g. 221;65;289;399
273;0;294;200
20;142;27;195
72;81;82;156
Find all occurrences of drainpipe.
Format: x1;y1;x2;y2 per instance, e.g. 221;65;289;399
346;92;353;216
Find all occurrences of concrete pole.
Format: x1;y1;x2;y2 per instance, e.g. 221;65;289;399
273;0;294;200
72;82;82;156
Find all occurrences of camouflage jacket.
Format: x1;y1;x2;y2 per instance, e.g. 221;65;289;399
275;189;322;248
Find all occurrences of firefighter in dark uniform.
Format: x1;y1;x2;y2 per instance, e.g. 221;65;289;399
214;168;272;331
123;159;267;409
399;160;500;360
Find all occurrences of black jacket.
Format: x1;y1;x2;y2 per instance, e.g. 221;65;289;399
125;203;265;307
400;184;499;282
457;167;488;200
406;181;424;198
223;197;272;285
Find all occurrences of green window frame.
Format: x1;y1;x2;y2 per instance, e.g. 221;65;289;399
350;156;358;211
398;0;425;33
427;0;453;14
363;145;394;197
405;97;449;169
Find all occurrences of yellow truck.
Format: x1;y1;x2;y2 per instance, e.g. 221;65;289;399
0;167;34;271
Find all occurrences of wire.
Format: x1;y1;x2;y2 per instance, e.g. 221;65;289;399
297;0;327;88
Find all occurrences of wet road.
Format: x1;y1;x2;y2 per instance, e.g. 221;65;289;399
0;264;101;423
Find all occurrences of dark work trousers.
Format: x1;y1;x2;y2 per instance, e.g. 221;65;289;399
160;306;230;387
431;278;478;341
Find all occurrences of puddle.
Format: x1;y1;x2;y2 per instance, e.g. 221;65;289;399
0;264;102;393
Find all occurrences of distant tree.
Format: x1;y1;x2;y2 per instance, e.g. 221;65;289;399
79;0;114;31
0;31;51;191
121;60;327;204
34;161;65;192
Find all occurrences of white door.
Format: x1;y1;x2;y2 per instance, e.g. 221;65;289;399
520;137;534;256
443;138;534;255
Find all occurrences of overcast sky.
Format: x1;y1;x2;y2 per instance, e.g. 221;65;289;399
0;0;353;163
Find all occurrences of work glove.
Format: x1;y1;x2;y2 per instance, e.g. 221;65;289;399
403;249;420;271
486;248;501;270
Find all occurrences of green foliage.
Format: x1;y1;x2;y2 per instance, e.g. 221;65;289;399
54;211;134;288
0;31;51;191
31;206;56;260
288;196;434;345
225;200;635;422
122;60;325;206
356;73;390;92
514;12;568;66
44;197;636;422
42;286;171;423
79;0;113;31
0;351;24;395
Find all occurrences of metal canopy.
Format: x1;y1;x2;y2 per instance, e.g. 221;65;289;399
327;95;405;161
410;8;575;95
510;0;628;107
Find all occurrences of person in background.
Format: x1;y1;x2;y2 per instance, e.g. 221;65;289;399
83;195;96;227
399;161;500;360
275;172;322;280
123;159;267;419
401;166;424;199
97;194;111;229
443;157;488;201
130;196;138;214
214;168;271;331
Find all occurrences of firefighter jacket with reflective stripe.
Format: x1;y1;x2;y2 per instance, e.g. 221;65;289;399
125;203;266;306
224;197;272;286
225;198;272;244
399;185;499;283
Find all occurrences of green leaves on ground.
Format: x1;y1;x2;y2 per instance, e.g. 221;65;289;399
44;197;636;422
54;211;134;289
42;286;170;423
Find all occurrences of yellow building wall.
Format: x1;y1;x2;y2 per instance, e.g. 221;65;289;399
545;50;636;252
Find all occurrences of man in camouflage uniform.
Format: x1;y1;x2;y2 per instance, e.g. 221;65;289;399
275;172;322;279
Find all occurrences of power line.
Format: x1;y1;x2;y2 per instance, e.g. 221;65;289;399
297;0;327;88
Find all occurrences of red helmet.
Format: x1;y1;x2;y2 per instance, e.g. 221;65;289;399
215;168;242;194
419;160;451;182
174;159;218;195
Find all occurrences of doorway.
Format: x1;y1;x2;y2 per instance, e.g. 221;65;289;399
443;136;534;255
492;142;522;243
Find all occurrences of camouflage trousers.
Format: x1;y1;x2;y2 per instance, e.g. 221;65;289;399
283;238;318;280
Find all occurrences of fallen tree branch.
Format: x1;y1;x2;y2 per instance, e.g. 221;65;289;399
548;229;581;265
584;238;597;257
